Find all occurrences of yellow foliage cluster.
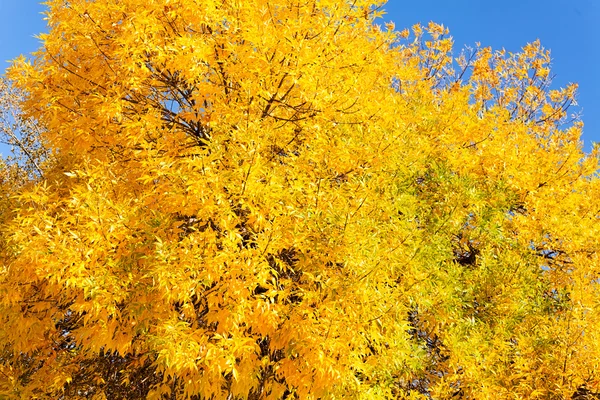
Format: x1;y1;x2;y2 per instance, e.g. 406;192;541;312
1;0;599;399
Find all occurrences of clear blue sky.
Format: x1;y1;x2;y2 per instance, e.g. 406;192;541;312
384;0;600;152
1;1;598;151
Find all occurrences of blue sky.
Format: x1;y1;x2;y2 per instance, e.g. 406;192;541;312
1;1;598;151
384;0;600;152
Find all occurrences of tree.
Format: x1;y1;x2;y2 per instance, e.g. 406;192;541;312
1;0;599;399
0;77;50;185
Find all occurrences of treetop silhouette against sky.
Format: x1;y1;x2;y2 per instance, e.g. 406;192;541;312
1;0;598;151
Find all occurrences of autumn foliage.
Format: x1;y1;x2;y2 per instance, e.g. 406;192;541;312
1;0;599;399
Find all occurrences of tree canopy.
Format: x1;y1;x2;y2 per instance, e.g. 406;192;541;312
1;0;599;399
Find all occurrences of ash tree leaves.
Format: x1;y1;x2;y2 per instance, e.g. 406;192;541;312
1;0;600;399
0;77;49;184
